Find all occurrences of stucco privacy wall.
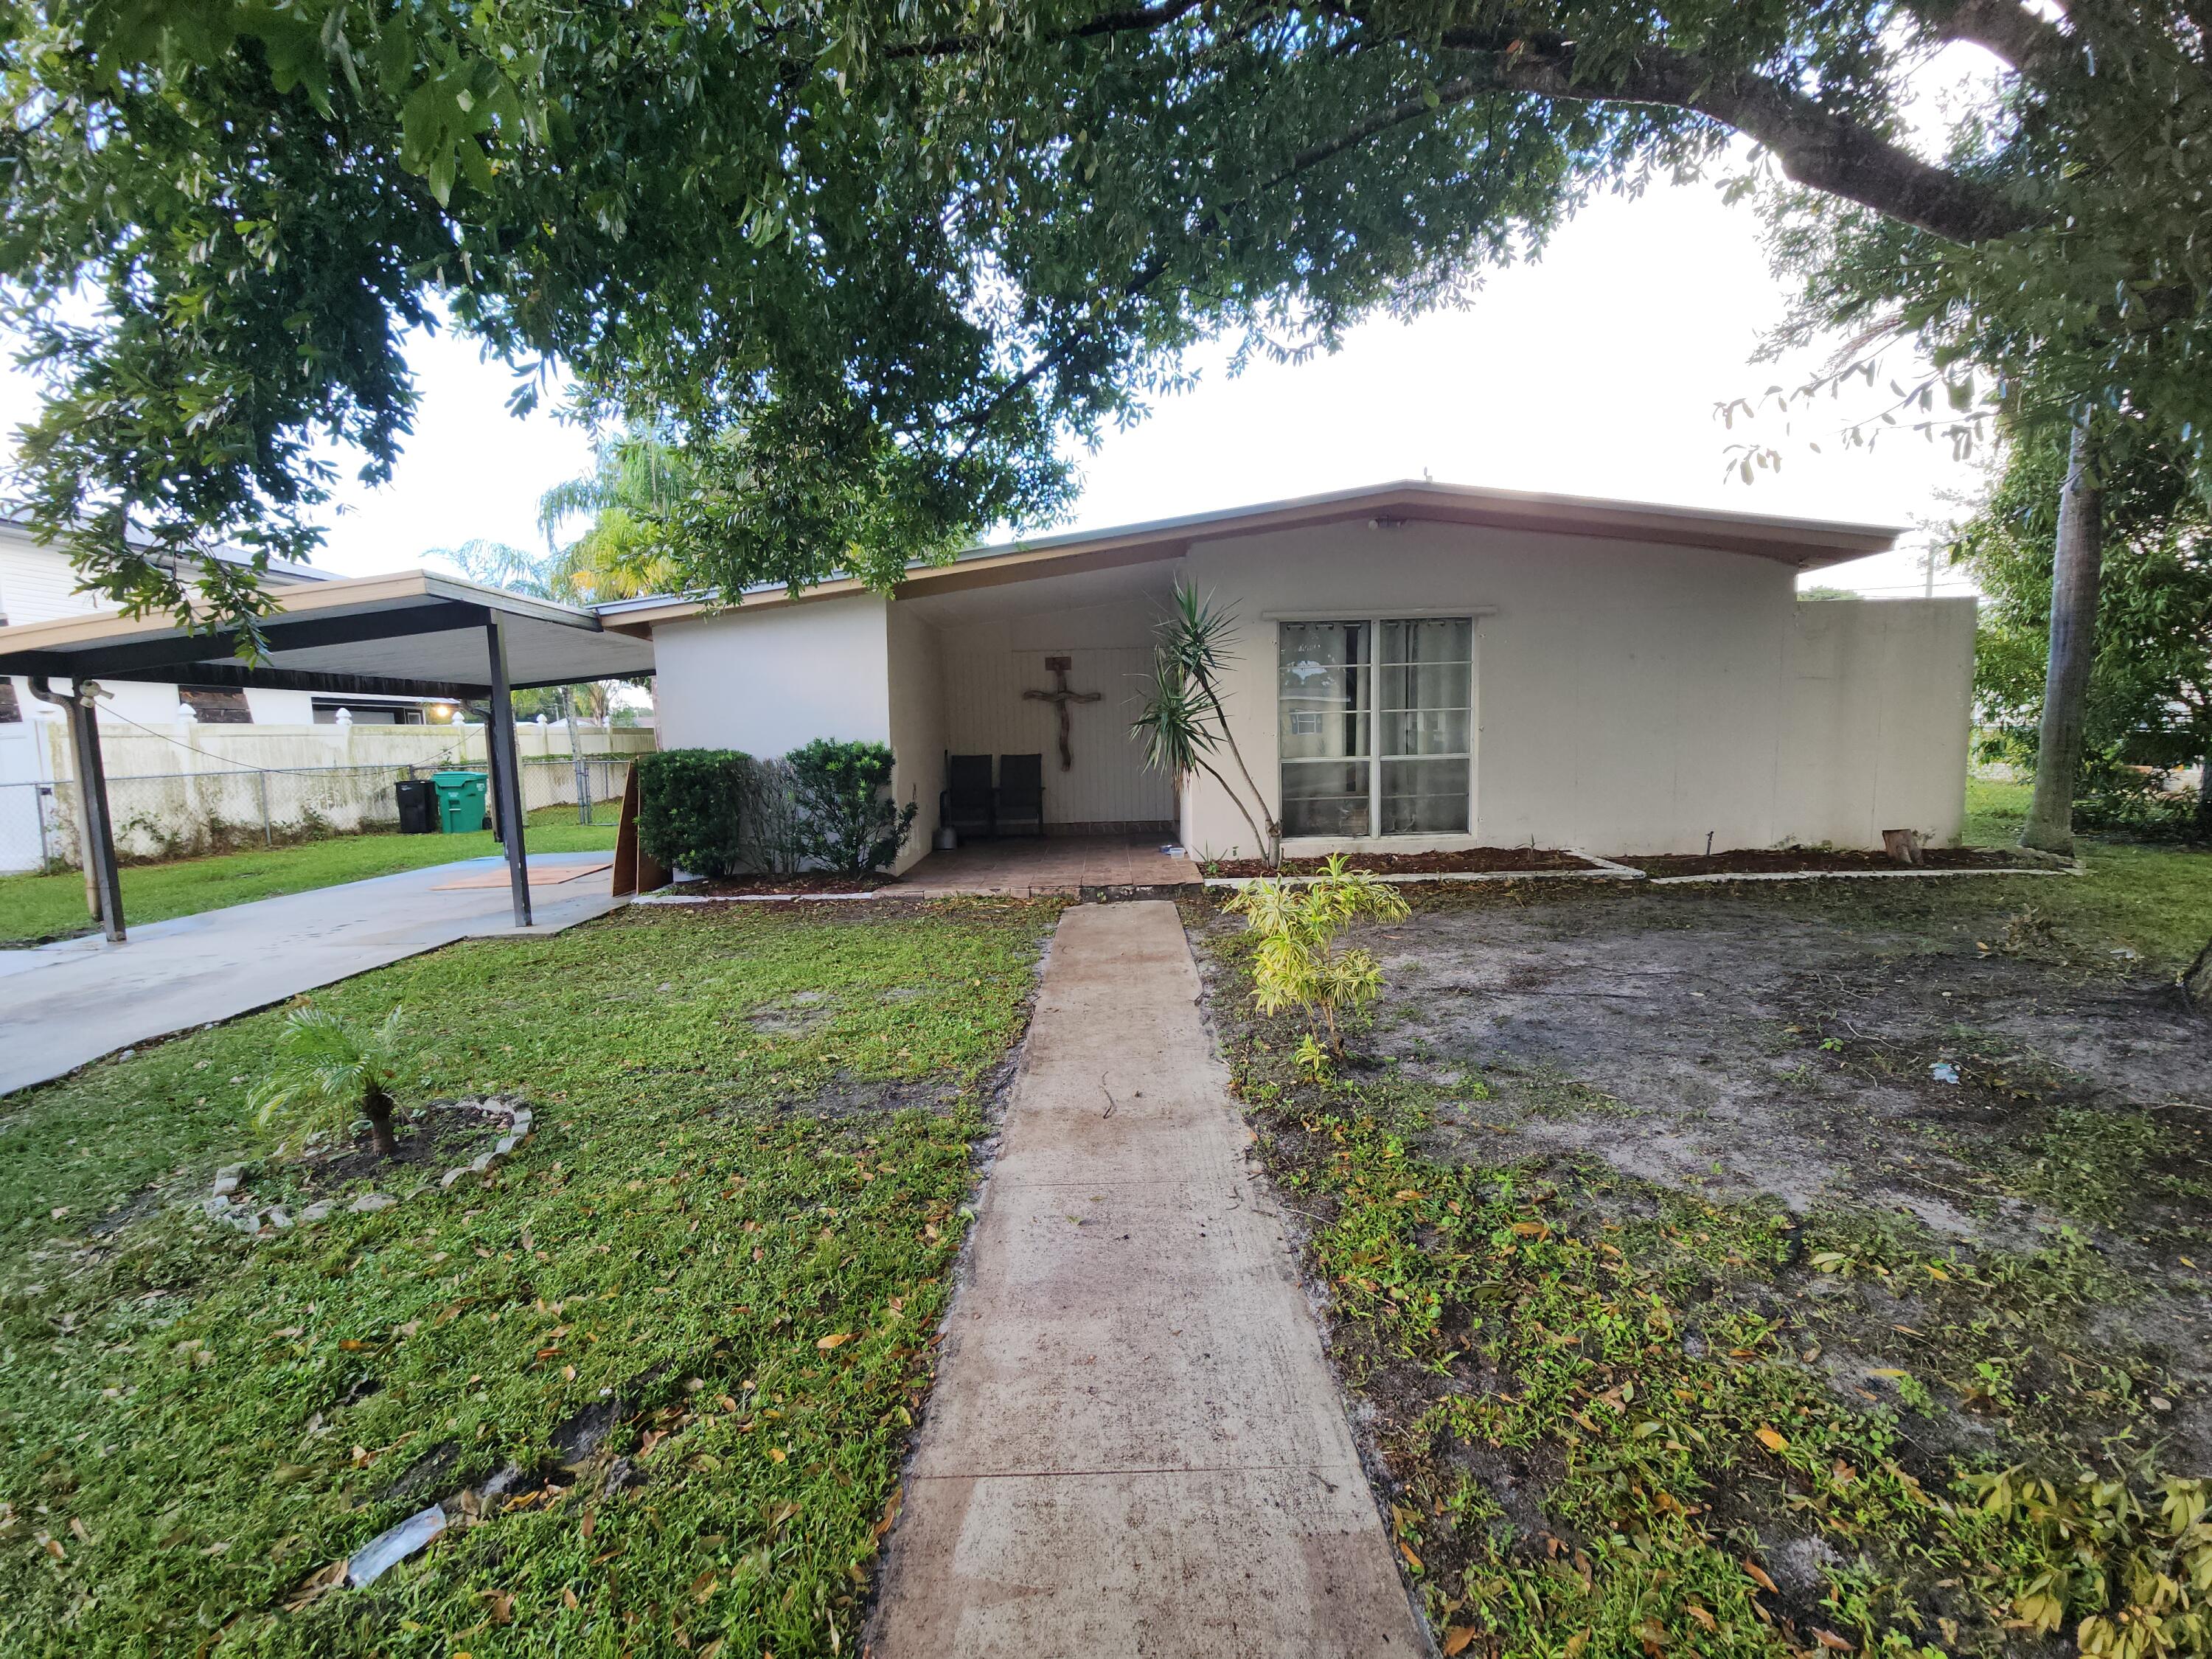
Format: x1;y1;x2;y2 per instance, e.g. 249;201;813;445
1778;597;1976;847
1179;521;1973;857
886;601;947;874
928;594;1176;834
653;594;892;755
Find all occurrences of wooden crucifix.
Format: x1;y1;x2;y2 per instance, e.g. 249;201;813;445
1023;655;1102;771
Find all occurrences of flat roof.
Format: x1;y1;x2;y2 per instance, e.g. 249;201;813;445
594;479;1906;629
0;569;655;700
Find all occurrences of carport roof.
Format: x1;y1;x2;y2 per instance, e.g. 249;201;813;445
0;569;654;700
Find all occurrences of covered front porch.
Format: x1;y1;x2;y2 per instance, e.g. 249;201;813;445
887;555;1189;869
894;830;1197;897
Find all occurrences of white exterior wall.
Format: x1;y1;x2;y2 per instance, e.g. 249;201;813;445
1179;521;1973;858
886;602;947;874
1777;597;1976;847
933;596;1177;831
652;595;892;754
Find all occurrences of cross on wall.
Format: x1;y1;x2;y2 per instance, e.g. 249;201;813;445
1023;655;1102;771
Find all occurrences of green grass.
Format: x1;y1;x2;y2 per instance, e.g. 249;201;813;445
0;811;619;947
0;898;1059;1658
1960;774;2211;970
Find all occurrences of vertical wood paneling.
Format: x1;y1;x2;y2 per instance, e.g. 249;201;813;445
939;631;1174;826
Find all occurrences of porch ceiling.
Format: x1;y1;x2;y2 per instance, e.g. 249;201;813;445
894;554;1181;625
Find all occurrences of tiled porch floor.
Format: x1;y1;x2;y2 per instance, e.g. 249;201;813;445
894;832;1199;897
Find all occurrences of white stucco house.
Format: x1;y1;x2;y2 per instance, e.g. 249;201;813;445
597;480;1973;874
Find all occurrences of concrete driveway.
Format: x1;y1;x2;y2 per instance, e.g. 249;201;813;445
0;852;622;1096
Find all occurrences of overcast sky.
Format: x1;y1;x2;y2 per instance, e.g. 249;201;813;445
0;128;1998;603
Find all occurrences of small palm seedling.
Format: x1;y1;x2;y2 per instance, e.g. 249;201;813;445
1226;856;1410;1077
249;1003;411;1158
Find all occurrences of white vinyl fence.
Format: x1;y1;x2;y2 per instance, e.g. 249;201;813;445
0;754;636;874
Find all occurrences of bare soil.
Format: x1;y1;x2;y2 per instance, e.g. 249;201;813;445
673;870;891;895
1207;846;1600;877
1189;878;2211;1652
1623;846;2045;877
1356;886;2211;1455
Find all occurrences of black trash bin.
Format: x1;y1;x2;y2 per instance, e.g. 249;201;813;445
394;778;436;835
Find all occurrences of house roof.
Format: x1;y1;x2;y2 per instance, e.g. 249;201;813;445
592;479;1905;631
0;568;655;700
0;511;332;586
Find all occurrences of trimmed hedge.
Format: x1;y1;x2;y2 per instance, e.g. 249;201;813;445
787;739;919;873
634;748;753;877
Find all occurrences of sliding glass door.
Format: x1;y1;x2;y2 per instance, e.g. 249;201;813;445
1279;617;1471;838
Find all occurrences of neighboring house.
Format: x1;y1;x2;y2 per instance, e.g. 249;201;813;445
603;479;1972;872
0;519;451;869
0;515;333;727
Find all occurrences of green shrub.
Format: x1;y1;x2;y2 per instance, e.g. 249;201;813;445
635;748;753;877
786;739;918;873
1225;853;1410;1075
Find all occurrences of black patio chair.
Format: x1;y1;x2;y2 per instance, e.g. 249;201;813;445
941;753;996;841
996;752;1046;838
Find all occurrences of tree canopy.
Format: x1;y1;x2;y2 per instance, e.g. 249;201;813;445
4;0;2205;628
1955;424;2212;840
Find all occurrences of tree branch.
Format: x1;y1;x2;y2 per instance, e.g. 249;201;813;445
881;0;1204;61
1433;27;2033;243
1916;0;2079;78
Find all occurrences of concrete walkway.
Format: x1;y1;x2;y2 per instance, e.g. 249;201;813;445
871;901;1424;1658
0;852;621;1096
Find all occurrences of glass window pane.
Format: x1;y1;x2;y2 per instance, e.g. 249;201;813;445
1379;708;1469;757
1281;622;1370;830
1283;761;1372;838
1381;758;1470;835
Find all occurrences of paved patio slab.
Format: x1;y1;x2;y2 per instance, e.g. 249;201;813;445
869;900;1422;1658
894;832;1198;897
0;851;621;1096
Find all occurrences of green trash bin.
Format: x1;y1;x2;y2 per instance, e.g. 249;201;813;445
431;770;489;834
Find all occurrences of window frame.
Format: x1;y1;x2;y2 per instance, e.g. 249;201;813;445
1275;613;1479;842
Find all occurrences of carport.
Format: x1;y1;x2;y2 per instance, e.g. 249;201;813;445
0;571;656;940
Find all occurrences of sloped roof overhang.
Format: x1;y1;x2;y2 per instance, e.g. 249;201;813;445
591;479;1906;633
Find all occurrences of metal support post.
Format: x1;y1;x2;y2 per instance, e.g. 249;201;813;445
484;619;532;928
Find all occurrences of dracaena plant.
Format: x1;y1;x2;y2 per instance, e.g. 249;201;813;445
1134;582;1281;866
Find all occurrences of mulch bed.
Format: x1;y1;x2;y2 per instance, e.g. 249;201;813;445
1626;846;2047;877
1208;847;1600;877
672;871;894;896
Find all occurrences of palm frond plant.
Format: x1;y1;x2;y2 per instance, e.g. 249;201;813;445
1133;582;1281;865
248;1003;413;1158
1225;855;1410;1077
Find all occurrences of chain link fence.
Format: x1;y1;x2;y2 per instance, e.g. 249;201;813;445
0;754;636;874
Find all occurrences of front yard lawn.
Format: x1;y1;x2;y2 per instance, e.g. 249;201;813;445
1192;832;2211;1659
0;898;1057;1658
0;811;620;946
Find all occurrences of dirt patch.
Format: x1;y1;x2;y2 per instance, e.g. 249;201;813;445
1622;846;2045;877
1207;846;1601;877
1188;879;2212;1655
671;871;892;896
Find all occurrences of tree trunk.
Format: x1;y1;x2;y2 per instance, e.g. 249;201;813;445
2194;746;2212;845
364;1084;400;1158
2186;936;2212;1019
2021;411;2104;857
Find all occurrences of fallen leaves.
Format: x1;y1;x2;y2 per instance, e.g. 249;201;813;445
1742;1559;1779;1594
816;1332;854;1351
1442;1627;1479;1655
1754;1426;1789;1453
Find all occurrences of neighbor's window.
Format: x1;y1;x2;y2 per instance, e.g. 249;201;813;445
1279;618;1470;838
